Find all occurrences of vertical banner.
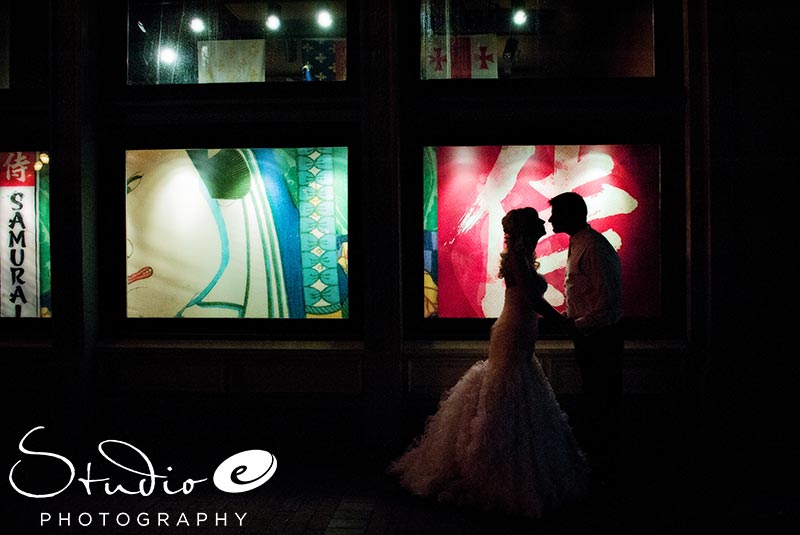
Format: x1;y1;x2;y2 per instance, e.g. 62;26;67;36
1;151;39;317
465;34;498;79
422;35;452;79
334;40;347;81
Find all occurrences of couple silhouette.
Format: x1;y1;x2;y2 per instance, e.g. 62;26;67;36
389;192;624;519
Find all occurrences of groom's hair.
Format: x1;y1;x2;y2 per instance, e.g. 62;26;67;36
549;192;588;222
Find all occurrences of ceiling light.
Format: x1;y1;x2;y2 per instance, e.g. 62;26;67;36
189;17;205;33
158;47;178;65
266;15;280;30
317;9;333;29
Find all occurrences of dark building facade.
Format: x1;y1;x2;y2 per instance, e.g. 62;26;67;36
0;1;794;514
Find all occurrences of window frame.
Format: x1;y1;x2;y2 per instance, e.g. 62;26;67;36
401;117;688;341
100;1;360;101
397;0;685;98
93;1;365;341
0;1;52;335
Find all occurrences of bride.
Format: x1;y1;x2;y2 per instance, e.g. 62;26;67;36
389;207;590;519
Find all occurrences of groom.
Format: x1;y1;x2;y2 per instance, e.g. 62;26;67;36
548;192;624;488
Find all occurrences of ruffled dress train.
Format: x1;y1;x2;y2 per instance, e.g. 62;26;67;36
388;286;590;519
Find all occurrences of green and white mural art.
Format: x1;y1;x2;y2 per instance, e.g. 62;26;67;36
126;147;348;319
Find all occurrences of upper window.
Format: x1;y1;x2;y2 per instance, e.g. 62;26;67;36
420;0;654;80
127;1;348;85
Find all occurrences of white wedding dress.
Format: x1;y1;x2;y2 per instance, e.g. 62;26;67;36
389;276;590;519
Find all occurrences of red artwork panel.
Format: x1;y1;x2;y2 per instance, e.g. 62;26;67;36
431;145;660;319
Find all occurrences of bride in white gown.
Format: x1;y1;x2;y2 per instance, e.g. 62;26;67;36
389;207;590;519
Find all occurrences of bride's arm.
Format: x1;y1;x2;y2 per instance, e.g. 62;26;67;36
506;250;546;304
507;250;567;325
532;293;565;324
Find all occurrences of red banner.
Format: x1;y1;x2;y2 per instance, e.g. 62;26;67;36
1;152;37;187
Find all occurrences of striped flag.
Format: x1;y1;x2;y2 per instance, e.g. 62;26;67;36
423;34;498;80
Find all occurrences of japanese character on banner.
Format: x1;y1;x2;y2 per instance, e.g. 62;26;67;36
432;145;660;320
2;151;36;186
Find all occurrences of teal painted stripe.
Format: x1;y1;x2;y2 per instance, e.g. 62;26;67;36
177;168;232;318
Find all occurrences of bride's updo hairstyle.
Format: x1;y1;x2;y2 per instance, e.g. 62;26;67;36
499;207;540;279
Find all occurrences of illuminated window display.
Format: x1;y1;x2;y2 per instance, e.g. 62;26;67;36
128;1;348;84
126;147;348;319
420;0;654;80
424;145;660;319
1;151;51;318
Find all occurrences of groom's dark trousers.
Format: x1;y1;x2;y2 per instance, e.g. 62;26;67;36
573;322;624;482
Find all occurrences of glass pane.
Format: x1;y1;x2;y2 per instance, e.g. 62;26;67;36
1;151;52;318
424;145;660;319
0;3;50;89
126;147;349;318
128;1;348;85
421;0;654;80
